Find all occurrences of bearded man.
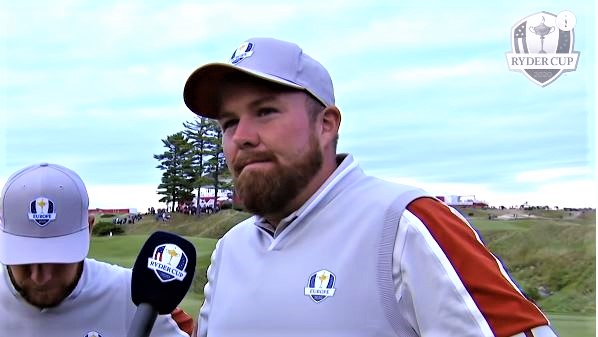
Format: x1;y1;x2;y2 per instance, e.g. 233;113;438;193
183;37;558;337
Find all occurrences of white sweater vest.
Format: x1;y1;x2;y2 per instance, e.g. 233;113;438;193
207;166;427;336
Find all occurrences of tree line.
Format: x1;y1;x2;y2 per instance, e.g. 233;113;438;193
154;116;231;213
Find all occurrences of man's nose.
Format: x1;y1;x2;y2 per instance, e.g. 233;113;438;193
231;117;259;148
29;264;52;286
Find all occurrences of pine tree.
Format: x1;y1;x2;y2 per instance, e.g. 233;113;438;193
204;126;232;208
154;132;196;212
183;117;214;212
183;117;231;213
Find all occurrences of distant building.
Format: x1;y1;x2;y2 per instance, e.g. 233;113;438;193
89;208;137;215
436;195;488;208
193;186;234;208
197;186;232;199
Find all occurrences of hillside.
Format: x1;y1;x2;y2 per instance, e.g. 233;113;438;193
463;208;595;313
100;207;596;315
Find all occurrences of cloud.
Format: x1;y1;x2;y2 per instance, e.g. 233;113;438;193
390;59;505;87
0;179;165;213
515;167;595;183
87;183;164;211
384;175;596;209
1;0;594;213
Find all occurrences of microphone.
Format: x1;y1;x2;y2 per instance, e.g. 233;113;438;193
128;230;197;337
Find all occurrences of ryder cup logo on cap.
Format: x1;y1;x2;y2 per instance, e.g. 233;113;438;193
506;11;579;87
230;42;254;64
29;197;56;226
0;163;90;265
84;331;102;337
304;269;336;303
183;37;335;119
147;243;188;282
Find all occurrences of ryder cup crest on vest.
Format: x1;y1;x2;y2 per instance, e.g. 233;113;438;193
304;269;337;303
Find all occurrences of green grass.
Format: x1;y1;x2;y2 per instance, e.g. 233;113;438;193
89;234;216;319
124;210;251;238
90;234;217;268
472;218;533;231
88;208;596;334
549;313;595;337
475;221;595;314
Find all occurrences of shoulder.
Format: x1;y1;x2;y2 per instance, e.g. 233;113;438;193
358;176;429;201
404;197;471;231
401;197;480;249
85;258;131;273
219;216;258;242
84;258;131;285
346;177;430;215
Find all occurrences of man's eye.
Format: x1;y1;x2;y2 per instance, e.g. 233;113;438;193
257;107;278;116
221;119;238;131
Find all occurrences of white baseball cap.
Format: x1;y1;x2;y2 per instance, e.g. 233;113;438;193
183;37;335;119
0;163;90;265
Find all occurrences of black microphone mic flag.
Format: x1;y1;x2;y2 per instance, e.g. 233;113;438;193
128;230;197;337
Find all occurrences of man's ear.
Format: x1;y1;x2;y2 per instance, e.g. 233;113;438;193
320;105;341;147
88;214;95;235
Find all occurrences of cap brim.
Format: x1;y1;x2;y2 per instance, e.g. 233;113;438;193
0;227;89;265
183;63;304;119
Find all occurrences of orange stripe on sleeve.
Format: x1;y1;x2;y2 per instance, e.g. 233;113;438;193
407;197;548;337
171;307;194;336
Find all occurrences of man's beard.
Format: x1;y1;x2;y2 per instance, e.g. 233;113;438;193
17;287;70;308
233;135;323;217
7;264;81;309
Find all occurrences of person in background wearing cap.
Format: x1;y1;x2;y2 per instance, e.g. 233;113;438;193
183;38;559;337
0;163;193;336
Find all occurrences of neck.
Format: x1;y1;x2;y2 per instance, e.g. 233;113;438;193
264;155;338;227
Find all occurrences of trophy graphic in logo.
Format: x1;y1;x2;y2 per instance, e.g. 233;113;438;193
506;11;579;87
529;16;555;54
28;197;57;226
304;269;336;303
147;243;188;282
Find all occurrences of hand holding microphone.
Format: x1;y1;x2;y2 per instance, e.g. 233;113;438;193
128;231;197;337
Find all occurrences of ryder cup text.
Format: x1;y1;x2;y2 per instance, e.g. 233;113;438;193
506;53;579;70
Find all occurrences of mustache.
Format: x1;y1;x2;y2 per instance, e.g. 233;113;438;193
233;151;277;173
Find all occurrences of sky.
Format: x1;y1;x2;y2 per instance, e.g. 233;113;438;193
0;0;596;211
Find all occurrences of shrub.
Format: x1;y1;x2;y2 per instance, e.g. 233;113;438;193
92;221;125;236
522;285;541;303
